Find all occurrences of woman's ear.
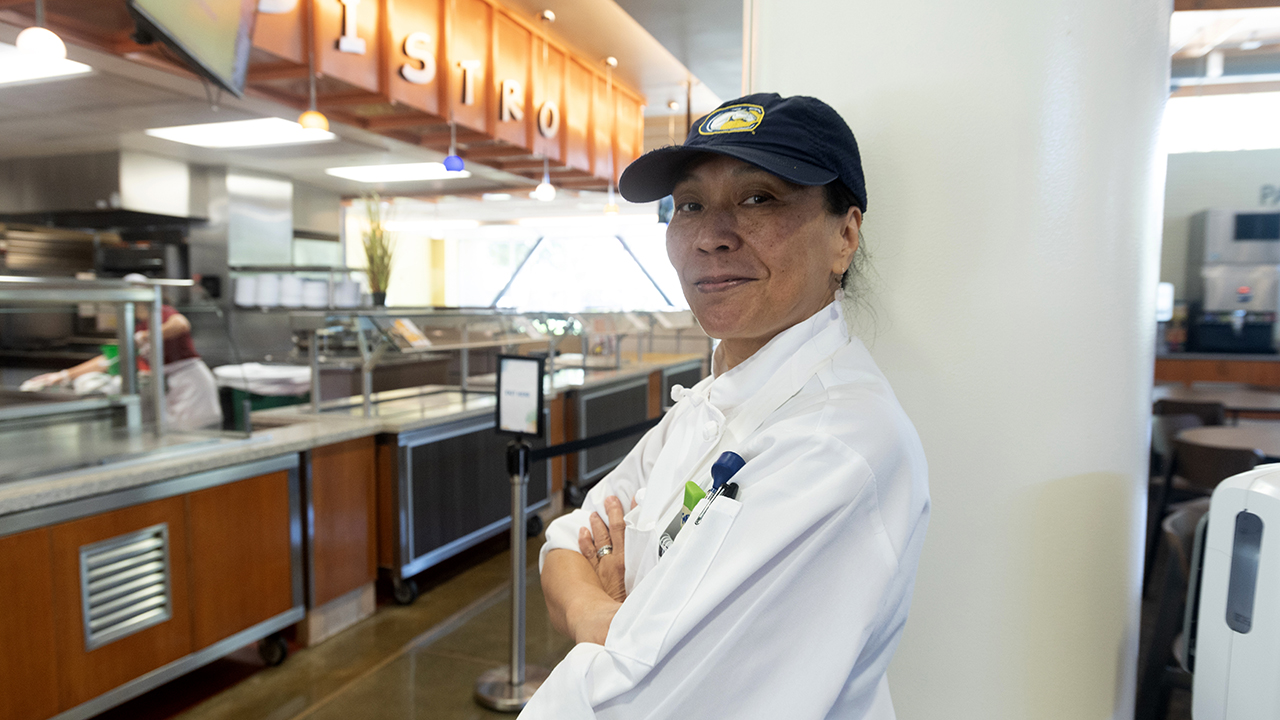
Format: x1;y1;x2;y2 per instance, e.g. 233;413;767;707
833;207;862;274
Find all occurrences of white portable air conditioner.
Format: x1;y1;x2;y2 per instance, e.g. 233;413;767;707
1193;464;1280;719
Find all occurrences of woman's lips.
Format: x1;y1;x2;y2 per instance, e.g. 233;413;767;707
693;275;755;293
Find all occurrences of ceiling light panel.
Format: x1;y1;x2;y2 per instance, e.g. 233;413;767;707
145;117;336;148
324;163;471;182
0;41;91;87
1165;91;1280;153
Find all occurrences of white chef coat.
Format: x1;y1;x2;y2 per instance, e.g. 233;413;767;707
527;300;930;720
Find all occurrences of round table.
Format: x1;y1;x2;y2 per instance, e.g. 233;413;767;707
1179;425;1280;460
1154;384;1280;415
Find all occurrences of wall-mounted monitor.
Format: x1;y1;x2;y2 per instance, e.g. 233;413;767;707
126;0;257;97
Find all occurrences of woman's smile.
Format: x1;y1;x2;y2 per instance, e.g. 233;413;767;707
693;274;757;293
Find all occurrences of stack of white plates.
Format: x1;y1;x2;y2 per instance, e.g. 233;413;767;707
334;279;361;308
234;276;257;307
279;275;304;308
213;363;312;396
302;280;330;308
255;274;280;307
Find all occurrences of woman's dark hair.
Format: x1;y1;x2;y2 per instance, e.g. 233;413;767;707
822;181;860;217
823;181;868;297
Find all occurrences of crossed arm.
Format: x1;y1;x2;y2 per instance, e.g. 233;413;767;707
541;495;631;645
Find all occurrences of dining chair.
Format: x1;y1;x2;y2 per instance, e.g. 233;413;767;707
1136;498;1211;720
1144;439;1263;595
1152;399;1226;428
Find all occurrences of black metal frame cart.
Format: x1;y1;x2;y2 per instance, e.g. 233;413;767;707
379;413;551;604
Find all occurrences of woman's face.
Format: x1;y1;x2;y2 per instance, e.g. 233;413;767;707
666;155;861;346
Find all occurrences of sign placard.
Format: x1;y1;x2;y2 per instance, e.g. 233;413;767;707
496;355;545;437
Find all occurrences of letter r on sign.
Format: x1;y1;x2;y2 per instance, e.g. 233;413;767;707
501;79;524;122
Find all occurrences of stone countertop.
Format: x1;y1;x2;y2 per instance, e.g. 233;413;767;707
0;413;383;517
0;356;706;518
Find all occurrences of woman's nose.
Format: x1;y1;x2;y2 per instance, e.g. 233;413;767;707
692;208;742;254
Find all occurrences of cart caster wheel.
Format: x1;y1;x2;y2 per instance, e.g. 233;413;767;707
257;634;288;667
393;578;419;605
526;514;544;537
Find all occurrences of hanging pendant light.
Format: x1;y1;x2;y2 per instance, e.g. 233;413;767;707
16;0;66;59
603;58;619;215
297;2;329;131
604;183;618;215
443;119;465;172
532;156;556;201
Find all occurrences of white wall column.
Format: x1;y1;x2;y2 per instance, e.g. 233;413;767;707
752;2;1168;718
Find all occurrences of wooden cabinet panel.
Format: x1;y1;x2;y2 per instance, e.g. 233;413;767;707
492;12;531;148
50;497;192;710
315;0;385;95
186;471;293;650
647;370;662;420
1155;358;1280;388
252;0;306;64
309;438;377;606
615;93;642;182
376;438;398;569
592;75;613;180
448;0;493;134
387;0;444;116
563;59;593;173
531;41;565;162
0;529;58;720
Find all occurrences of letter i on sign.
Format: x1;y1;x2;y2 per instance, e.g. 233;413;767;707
337;0;366;54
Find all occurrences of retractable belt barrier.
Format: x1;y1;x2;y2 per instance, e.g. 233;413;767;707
529;416;662;462
475;413;662;713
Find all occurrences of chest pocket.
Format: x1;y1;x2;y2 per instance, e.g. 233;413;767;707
605;494;743;659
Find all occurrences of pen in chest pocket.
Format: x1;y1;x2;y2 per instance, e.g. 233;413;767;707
658;451;745;557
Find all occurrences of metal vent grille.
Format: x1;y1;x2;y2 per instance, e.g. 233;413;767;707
79;524;172;650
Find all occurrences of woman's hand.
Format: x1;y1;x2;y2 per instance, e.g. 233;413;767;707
578;495;633;603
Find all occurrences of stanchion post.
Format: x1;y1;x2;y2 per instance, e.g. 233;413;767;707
509;439;529;687
475;436;550;711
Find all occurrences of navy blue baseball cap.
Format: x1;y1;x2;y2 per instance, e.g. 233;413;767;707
618;93;866;212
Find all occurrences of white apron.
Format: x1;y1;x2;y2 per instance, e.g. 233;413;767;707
528;301;930;720
164;357;223;431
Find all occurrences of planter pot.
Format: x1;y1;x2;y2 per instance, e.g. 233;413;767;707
372;292;386;306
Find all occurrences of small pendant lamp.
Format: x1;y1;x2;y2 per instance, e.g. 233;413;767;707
297;2;329;131
16;0;66;59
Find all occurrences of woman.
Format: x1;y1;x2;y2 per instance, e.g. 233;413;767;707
24;274;222;431
527;94;930;719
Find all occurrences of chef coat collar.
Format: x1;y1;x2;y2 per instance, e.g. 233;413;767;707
708;300;846;417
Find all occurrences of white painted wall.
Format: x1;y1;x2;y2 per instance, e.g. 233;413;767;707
1162;149;1280;298
753;1;1168;718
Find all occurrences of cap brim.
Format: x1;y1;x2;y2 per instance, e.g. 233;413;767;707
618;144;838;203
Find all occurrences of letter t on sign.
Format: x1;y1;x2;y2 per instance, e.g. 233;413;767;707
458;61;482;105
337;0;366;54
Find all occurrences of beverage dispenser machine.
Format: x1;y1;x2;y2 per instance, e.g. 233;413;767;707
1186;209;1280;353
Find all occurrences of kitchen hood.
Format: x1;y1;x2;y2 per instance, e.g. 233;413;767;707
0;151;204;226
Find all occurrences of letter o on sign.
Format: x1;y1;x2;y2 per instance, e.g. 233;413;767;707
537;101;560;139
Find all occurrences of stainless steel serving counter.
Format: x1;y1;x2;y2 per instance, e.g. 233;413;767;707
0;355;705;519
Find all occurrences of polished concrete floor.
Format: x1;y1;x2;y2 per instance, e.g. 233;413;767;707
97;534;575;720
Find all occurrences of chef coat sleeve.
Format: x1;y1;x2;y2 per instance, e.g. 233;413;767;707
539;409;676;571
521;431;927;719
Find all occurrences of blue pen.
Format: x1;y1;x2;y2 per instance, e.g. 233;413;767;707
695;451;745;525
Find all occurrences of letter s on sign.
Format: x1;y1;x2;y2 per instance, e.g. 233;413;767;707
401;32;436;85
